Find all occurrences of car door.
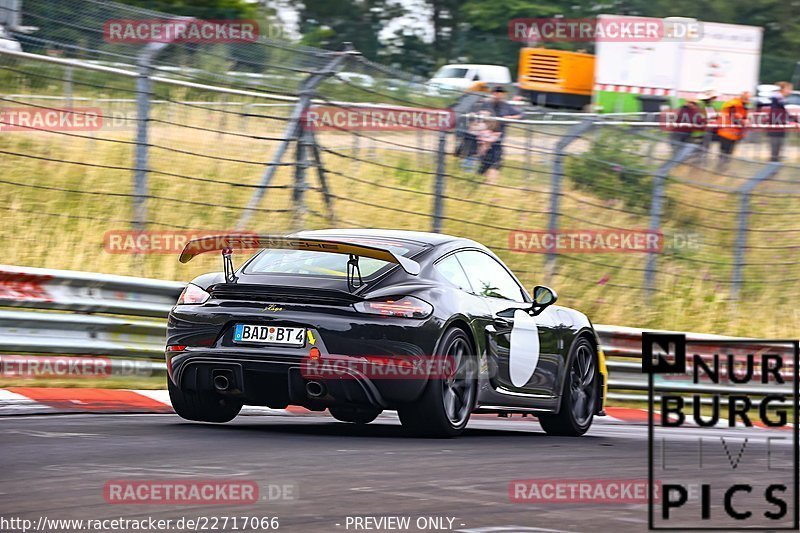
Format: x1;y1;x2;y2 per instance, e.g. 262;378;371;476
454;250;562;397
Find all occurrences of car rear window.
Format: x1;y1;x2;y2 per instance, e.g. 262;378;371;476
244;238;424;279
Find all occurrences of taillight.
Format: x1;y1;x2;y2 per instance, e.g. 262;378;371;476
176;284;210;305
166;345;188;352
354;296;433;319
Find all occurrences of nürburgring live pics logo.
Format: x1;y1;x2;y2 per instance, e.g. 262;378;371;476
644;333;799;529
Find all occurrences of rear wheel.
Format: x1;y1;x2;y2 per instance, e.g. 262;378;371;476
329;406;381;424
168;378;243;423
397;328;477;438
538;338;597;436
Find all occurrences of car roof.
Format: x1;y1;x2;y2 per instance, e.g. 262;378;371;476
441;64;507;70
292;228;479;248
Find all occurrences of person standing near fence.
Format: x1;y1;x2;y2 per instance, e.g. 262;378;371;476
697;88;718;156
767;81;794;162
479;86;522;183
670;98;704;153
717;91;750;169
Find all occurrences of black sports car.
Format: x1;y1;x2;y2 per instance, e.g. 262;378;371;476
166;229;608;437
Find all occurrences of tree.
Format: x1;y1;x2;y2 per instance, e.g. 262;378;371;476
298;0;402;59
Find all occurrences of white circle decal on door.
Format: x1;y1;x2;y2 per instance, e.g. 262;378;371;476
509;309;540;387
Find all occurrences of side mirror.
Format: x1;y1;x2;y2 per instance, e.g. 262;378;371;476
530;285;557;315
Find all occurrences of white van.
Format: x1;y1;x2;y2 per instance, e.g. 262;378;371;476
429;64;512;91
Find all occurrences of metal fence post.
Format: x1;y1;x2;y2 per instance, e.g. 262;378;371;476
293;127;311;230
64;65;73;107
236;46;354;230
545;119;595;280
643;144;696;293
432;130;447;233
417;127;425;168
731;162;781;299
524;122;532;191
133;42;167;232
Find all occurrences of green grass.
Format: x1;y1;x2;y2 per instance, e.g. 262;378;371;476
2;117;797;339
1;63;799;398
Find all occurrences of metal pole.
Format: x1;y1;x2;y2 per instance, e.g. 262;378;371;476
240;103;251;132
64;66;73;108
417;127;424;168
308;130;335;224
524;122;532;191
293;128;310;231
133;43;167;231
545;119;595;280
731;162;781;299
643;144;696;293
133;43;168;231
432;130;447;233
236;46;355;230
134;67;149;231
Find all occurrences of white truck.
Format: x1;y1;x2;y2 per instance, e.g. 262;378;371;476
593;16;763;112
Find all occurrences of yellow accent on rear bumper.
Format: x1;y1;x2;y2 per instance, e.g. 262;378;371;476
597;347;608;409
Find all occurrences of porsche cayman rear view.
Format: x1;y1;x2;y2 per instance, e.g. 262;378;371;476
166;229;607;437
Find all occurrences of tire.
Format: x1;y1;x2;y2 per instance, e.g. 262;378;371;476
397;328;477;438
329;406;381;424
168;378;243;423
538;337;598;437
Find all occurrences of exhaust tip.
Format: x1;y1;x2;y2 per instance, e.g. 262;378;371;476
306;381;326;398
213;374;230;391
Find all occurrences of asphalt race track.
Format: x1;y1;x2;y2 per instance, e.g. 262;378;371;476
2;412;794;533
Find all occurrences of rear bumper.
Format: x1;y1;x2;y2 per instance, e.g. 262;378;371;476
167;303;443;409
168;350;428;410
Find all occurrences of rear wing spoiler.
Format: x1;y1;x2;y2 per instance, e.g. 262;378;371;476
178;234;421;276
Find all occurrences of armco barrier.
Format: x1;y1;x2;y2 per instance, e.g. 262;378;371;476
0;264;184;317
0;265;792;400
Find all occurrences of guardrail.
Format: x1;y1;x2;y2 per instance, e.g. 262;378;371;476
0;265;791;400
0;264;183;317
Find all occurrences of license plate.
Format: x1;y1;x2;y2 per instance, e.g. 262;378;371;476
233;324;306;346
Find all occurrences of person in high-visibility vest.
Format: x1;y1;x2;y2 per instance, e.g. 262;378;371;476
717;91;750;168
